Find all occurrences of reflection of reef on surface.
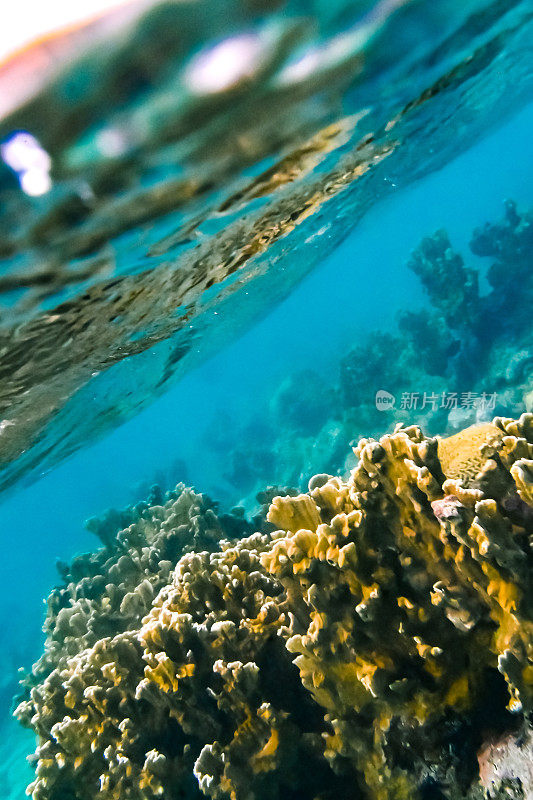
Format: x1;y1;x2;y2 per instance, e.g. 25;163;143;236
0;0;532;495
215;201;533;505
17;415;533;800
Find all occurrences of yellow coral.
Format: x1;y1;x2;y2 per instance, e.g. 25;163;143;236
17;416;533;800
437;422;503;483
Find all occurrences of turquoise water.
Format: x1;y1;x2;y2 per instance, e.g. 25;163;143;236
0;1;532;798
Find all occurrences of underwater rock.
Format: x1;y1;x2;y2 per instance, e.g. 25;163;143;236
16;415;532;800
478;728;533;799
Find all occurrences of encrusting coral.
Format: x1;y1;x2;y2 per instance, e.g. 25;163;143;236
16;416;533;800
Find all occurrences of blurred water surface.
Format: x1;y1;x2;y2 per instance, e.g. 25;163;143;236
0;0;532;495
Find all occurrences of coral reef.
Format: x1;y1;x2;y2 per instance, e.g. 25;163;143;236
17;415;533;800
355;200;533;419
19;485;257;702
263;414;533;799
211;200;533;504
341;200;533;428
406;228;479;333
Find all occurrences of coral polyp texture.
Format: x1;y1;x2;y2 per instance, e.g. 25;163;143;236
17;416;533;800
19;484;255;699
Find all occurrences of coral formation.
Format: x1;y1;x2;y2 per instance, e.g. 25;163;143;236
342;201;533;426
406;228;479;332
17;415;533;800
436;423;504;483
263;415;533;798
213;200;533;503
19;485;256;702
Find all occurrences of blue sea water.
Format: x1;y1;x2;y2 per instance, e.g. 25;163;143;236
2;99;532;797
0;1;532;797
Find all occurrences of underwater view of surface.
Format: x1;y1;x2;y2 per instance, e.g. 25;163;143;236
0;0;532;798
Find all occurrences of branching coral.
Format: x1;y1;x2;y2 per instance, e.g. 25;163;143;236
407;228;480;332
264;414;532;798
16;416;533;800
18;485;256;706
19;534;343;800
